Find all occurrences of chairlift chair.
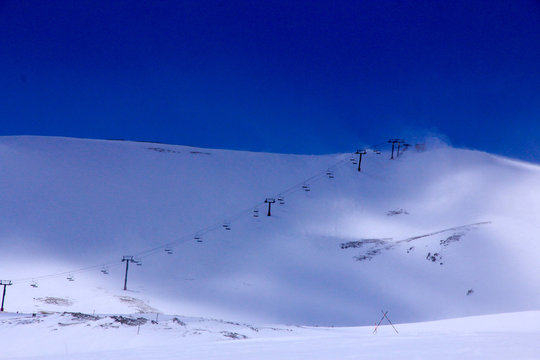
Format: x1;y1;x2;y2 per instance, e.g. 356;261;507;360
30;281;38;288
302;184;311;192
101;268;109;275
223;222;231;230
165;246;173;255
253;208;259;217
326;170;334;179
67;274;75;281
194;234;202;243
278;196;285;205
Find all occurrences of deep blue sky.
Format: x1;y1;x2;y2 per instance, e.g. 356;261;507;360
1;1;539;160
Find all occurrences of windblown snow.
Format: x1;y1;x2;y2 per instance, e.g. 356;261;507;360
0;136;539;359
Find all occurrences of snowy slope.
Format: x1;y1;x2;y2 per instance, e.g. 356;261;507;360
0;136;539;326
1;310;539;359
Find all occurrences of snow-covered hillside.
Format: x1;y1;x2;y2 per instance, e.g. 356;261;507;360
0;136;539;326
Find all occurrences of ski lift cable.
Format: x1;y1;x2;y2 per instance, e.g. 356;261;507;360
108;153;354;261
271;155;351;199
124;153;353;262
14;153;355;283
12;260;124;283
12;152;356;284
280;160;349;198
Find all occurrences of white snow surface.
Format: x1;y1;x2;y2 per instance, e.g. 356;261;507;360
0;135;539;357
0;310;539;359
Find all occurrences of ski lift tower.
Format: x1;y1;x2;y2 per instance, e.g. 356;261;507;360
0;280;13;312
265;198;276;216
121;256;136;291
387;139;404;160
355;150;367;171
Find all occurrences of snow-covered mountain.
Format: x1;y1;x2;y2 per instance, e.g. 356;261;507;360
1;136;539;326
